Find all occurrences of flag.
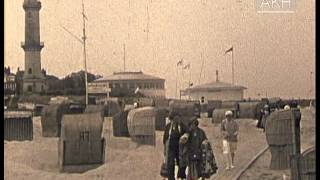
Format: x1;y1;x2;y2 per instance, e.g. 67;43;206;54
82;12;88;21
177;59;183;66
225;46;233;54
183;64;190;69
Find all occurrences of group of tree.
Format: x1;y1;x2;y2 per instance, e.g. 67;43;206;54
46;70;101;95
7;67;101;96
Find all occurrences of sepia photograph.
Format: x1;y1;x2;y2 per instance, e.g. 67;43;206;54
4;0;315;179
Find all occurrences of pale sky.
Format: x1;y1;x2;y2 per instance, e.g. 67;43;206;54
4;0;315;99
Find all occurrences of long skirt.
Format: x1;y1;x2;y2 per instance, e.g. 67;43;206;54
188;161;201;180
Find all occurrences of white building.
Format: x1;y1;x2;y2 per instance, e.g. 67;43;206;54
92;71;165;98
183;72;246;102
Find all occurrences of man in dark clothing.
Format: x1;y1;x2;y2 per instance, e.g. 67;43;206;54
163;112;188;180
184;117;208;180
256;108;264;128
261;105;271;132
292;107;301;154
257;104;270;129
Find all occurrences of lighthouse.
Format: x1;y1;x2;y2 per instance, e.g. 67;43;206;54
21;0;46;94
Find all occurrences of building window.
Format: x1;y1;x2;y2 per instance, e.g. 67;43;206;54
115;83;120;88
201;97;205;103
80;131;90;141
123;83;129;88
150;83;154;89
109;83;113;88
144;83;148;89
137;83;142;89
28;68;32;74
28;85;32;92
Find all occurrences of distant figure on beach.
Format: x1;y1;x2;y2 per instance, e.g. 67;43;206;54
261;105;271;132
256;105;265;129
221;110;239;170
292;105;302;154
133;102;138;108
162;112;188;180
284;105;291;110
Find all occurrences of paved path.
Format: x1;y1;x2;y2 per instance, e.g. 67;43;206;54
199;118;268;180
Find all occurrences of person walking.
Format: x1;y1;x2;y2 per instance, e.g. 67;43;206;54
221;110;239;170
183;117;208;180
292;105;302;154
256;108;264;129
261;105;271;132
163;112;188;180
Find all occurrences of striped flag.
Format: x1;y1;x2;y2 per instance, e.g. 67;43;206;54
183;63;190;69
177;59;184;66
225;46;233;54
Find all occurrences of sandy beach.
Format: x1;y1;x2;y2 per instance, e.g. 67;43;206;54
4;108;315;180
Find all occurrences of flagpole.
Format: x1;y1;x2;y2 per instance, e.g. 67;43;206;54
199;53;204;85
180;64;183;100
189;68;191;100
176;64;178;98
180;62;184;100
181;64;184;89
189;68;191;88
232;47;234;85
82;0;88;105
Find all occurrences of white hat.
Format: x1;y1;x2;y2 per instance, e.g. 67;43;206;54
264;104;269;108
133;102;138;108
284;105;290;110
225;110;233;117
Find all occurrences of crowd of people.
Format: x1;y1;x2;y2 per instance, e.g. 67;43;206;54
256;101;301;132
160;100;302;180
161;110;238;180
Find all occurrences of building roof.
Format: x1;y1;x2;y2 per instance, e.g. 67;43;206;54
94;71;165;82
185;81;247;92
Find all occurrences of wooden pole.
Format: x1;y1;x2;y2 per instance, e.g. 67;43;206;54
82;0;88;105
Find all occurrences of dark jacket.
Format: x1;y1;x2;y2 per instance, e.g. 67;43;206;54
187;127;207;161
163;121;188;151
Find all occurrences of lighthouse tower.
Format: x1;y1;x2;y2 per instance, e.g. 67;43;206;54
21;0;47;94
